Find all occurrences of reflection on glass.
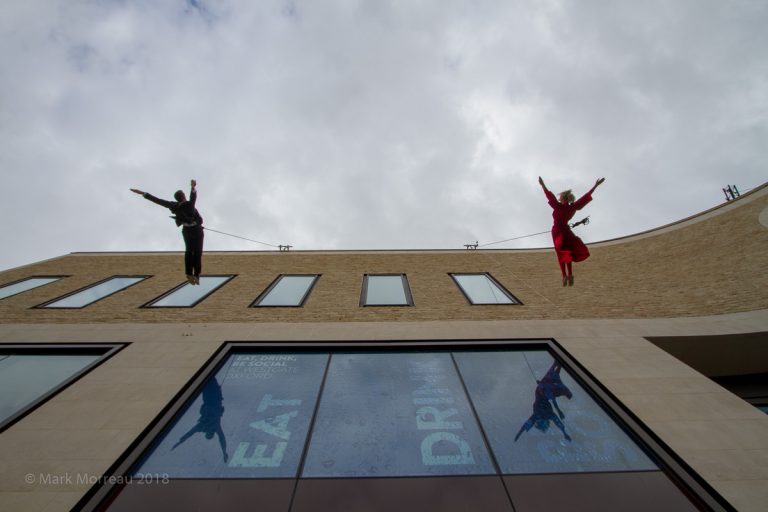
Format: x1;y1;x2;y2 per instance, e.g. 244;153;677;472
256;275;318;306
0;277;62;300
514;362;572;442
454;350;657;474
363;275;410;305
452;274;516;304
136;353;328;478
0;354;101;424
171;378;228;462
148;276;231;307
302;352;494;477
42;277;145;308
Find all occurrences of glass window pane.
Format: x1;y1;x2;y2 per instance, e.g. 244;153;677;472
453;350;657;474
0;354;101;424
364;275;410;305
0;277;61;300
452;274;515;304
302;352;495;477
42;277;145;308
135;353;328;478
148;276;231;307
256;275;318;306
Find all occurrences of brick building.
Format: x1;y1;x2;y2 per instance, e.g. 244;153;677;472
0;183;766;511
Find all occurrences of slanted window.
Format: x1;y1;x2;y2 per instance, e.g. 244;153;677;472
86;342;717;512
450;273;520;305
143;275;234;308
0;276;65;300
360;274;413;306
251;275;320;307
36;276;148;309
0;344;124;432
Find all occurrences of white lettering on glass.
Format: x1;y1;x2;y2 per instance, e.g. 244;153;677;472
229;441;287;468
409;360;475;468
420;432;475;466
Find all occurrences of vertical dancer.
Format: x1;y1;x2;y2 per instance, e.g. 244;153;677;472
538;176;605;286
131;180;204;284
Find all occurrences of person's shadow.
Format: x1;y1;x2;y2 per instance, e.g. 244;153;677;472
172;377;229;462
514;362;573;442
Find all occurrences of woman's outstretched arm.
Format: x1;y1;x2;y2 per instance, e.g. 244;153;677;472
539;176;558;207
588;177;605;195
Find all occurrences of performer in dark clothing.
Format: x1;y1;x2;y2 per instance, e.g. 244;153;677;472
131;180;204;284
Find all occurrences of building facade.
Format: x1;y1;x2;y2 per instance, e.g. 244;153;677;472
0;184;767;511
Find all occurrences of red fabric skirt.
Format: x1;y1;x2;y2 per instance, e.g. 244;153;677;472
551;225;590;265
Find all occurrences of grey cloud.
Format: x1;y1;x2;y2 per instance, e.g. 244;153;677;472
1;1;766;270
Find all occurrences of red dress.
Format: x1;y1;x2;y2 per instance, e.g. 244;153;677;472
544;189;592;265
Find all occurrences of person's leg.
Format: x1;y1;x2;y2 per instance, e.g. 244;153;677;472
567;262;574;286
193;227;204;280
181;228;194;282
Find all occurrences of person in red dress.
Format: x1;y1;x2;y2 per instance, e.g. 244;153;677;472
538;176;605;286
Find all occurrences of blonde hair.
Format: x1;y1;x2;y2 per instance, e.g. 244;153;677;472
558;189;575;204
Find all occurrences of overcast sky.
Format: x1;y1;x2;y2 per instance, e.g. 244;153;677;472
1;0;766;271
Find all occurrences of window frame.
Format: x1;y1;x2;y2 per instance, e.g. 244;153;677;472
0;275;68;301
250;274;321;308
0;343;127;432
141;274;236;309
77;339;731;512
449;272;522;305
33;275;150;309
360;273;414;307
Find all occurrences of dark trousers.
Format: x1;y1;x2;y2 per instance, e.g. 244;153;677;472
182;225;204;276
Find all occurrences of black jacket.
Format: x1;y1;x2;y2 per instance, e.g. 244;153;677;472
143;188;203;227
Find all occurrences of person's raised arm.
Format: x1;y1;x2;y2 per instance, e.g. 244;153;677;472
589;177;605;195
539;176;558;207
131;187;175;208
573;177;605;210
171;423;203;450
216;425;228;463
189;179;197;206
514;417;534;442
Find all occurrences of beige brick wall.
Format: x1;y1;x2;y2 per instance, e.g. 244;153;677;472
1;184;766;323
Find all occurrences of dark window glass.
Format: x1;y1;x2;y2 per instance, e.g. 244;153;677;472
253;275;319;307
301;352;495;477
135;353;328;478
40;276;146;308
361;274;412;306
0;277;63;300
453;350;657;473
145;276;232;307
451;274;519;304
0;354;102;425
90;346;711;512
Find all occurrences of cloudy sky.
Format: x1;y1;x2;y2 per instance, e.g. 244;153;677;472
1;0;766;271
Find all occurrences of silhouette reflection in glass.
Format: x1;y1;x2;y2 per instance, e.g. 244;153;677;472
514;362;573;442
171;377;228;462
